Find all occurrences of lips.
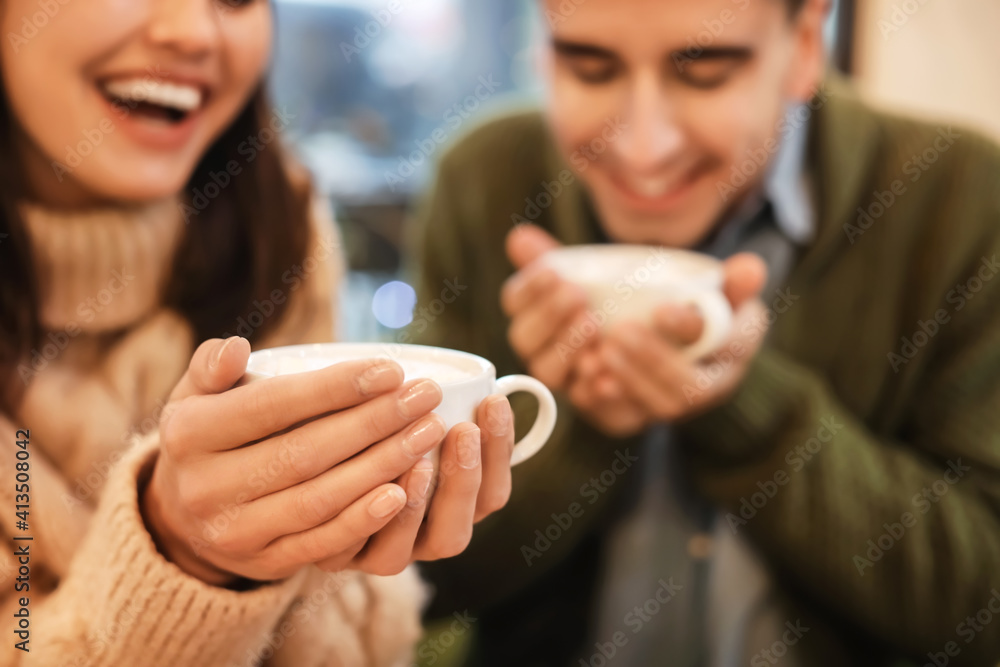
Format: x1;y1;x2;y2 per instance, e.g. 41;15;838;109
622;174;683;198
99;76;207;123
94;73;212;150
608;163;708;214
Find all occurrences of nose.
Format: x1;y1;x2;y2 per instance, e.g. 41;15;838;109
147;0;220;57
614;71;685;174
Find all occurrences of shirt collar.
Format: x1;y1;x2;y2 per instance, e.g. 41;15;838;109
765;102;816;245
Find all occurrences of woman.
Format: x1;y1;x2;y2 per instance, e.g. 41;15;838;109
0;1;515;665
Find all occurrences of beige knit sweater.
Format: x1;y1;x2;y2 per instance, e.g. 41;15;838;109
0;197;425;666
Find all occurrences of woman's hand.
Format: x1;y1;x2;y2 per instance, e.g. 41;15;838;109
502;224;771;437
142;337;454;585
345;393;515;575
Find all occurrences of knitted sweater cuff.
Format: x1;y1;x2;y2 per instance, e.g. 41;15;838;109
676;347;806;468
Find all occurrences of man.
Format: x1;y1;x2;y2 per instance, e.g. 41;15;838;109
409;0;1000;664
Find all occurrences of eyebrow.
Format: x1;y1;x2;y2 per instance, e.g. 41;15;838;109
551;39;618;60
670;46;753;61
553;39;753;64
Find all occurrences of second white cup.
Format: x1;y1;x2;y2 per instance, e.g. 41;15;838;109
539;244;733;360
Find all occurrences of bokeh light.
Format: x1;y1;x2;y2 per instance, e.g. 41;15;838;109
372;280;417;329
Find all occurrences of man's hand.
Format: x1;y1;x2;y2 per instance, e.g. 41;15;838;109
586;253;769;429
501;225;597;391
502;224;770;438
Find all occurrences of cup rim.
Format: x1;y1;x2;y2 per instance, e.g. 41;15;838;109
245;342;497;387
540;244;723;288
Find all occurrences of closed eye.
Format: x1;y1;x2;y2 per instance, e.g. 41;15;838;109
553;39;622;85
671;47;753;89
564;56;621;84
216;0;262;9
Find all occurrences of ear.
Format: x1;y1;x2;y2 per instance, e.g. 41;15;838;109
785;0;832;103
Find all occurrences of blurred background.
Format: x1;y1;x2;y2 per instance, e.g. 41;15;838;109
267;0;1000;342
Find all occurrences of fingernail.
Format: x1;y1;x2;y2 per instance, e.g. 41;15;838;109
661;303;699;329
370;487;406;518
604;347;626;371
403;416;446;456
623;327;642;350
407;462;435;507
210;337;239;370
397;379;443;419
597;376;623;400
457;428;481;469
659;304;683;328
537;269;557;290
488;398;511;437
356;361;403;396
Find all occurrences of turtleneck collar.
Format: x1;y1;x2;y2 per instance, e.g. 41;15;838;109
19;198;186;333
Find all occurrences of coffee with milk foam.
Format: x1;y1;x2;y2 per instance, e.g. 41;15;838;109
258;355;476;385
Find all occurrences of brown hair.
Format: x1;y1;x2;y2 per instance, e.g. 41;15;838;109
0;85;311;409
786;0;808;14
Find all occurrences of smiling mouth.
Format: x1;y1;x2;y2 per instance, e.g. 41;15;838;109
99;77;205;124
610;163;708;210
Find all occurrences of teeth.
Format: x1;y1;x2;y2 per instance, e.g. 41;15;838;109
628;177;672;198
103;78;202;112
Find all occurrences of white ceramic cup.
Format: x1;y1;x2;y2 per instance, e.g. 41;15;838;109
243;343;557;466
539;244;733;361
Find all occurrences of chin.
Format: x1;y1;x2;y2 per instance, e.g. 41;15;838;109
75;167;191;205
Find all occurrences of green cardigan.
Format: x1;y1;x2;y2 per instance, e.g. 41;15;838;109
407;77;1000;666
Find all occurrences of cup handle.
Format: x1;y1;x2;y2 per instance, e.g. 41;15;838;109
681;291;733;361
494;374;558;466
